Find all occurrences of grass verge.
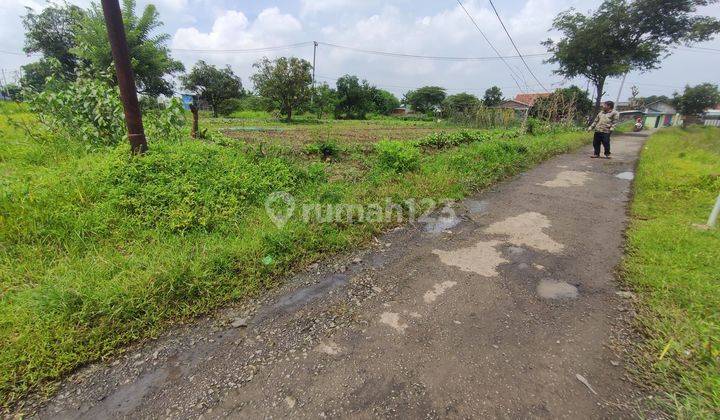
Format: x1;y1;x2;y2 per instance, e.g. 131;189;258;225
0;110;588;408
622;126;720;417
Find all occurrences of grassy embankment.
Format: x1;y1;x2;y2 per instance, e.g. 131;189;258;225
0;101;588;407
623;126;719;417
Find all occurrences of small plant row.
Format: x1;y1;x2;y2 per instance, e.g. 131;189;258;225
414;128;524;149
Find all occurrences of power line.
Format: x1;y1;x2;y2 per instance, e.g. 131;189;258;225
170;42;314;53
486;0;549;92
317;41;549;61
455;0;526;93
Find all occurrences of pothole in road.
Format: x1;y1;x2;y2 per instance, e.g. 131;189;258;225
424;215;461;234
615;171;634;180
537;279;578;299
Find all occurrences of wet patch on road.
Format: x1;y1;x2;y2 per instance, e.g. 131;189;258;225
536;279;578;299
485;212;564;254
433;240;507;277
463;199;489;214
615;171;634;180
539;171;591;188
424;214;461;234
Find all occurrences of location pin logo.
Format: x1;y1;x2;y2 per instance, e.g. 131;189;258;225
265;191;296;228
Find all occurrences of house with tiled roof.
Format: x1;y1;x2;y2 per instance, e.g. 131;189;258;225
513;93;551;107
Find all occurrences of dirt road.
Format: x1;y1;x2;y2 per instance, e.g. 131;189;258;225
34;134;647;419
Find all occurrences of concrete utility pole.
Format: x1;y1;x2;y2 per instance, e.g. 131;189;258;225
101;0;147;154
312;41;318;88
615;72;627;104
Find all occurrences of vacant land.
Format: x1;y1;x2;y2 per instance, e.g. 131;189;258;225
623;126;720;417
0;106;587;407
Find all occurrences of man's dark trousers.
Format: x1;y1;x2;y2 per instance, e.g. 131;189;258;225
593;131;611;156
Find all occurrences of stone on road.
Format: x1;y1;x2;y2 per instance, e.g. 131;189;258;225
35;135;646;418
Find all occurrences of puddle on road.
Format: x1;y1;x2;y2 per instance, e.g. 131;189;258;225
537;279;578;299
463;199;489;214
615;171;634;180
270;273;349;315
485;212;564;254
433;240;508;277
539;171;591;188
424;215;461;234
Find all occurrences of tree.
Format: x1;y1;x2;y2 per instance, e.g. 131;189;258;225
73;0;184;97
530;85;593;122
636;94;670;108
181;61;243;117
370;88;400;115
543;0;720;121
483;86;503;107
442;93;480;116
672;83;720;121
4;83;23;101
251;56;312;122
404;86;446;114
22;3;83;73
335;75;373;119
311;83;338;119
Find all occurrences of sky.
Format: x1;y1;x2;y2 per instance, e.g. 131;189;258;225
1;0;719;102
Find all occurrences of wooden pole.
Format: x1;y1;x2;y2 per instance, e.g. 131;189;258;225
101;0;147;154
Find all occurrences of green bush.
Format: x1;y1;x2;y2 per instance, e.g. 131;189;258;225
375;140;420;172
217;97;243;116
305;140;340;158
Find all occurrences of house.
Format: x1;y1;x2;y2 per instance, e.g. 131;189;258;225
703;105;720;127
495;99;531;111
643;101;680;128
513;93;551;107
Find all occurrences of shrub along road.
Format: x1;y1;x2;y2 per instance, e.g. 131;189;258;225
31;133;648;418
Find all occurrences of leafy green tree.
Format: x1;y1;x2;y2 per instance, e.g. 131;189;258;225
3;83;22;101
22;3;83;72
404;86;446;114
73;0;184;97
21;3;84;89
312;83;338;119
482;86;503;107
672;83;720;120
443;92;480;116
543;0;720;119
181;60;243;117
370;88;400;115
530;85;593;122
251;56;313;122
636;94;670;107
335;75;374;119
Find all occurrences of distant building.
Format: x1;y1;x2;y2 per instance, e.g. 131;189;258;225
703;105;720;127
643;101;680;128
513;93;551;107
495;99;531;111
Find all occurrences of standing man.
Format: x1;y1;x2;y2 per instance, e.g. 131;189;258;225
589;101;619;159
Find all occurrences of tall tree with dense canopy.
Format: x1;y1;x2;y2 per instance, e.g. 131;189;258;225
482;86;503;107
21;3;84;89
404;86;446;114
334;75;374;119
312;83;338;119
370;88;401;115
73;0;184;97
672;83;720;121
251;56;313;122
543;0;720;120
181;61;243;117
442;93;480;116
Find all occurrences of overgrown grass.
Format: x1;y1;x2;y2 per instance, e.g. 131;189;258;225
622;126;720;417
0;108;589;407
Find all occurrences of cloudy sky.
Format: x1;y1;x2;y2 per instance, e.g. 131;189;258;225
1;0;719;101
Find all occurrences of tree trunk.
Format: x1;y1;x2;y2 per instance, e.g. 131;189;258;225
588;77;605;126
286;107;292;123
